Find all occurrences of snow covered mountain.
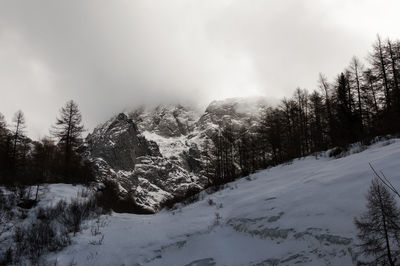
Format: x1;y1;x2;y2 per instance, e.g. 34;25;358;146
85;97;269;212
48;138;400;265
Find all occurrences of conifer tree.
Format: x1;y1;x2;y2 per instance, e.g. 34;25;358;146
355;179;400;266
51;100;84;179
11;110;26;162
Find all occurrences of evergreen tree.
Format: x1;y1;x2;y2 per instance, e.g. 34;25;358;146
318;73;335;146
31;138;58;184
355;179;400;266
370;35;391;111
335;73;356;145
349;56;364;132
0;113;8;183
51;100;85;180
11;110;26;162
386;39;400;130
0;113;6;132
10;110;28;183
0;113;7;155
259;107;284;165
308;91;326;152
386;39;400;110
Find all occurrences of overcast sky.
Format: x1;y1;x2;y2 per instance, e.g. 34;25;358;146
1;0;400;138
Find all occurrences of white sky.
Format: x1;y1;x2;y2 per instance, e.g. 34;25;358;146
0;0;400;138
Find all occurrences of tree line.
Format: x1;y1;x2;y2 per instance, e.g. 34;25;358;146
208;35;400;186
0;100;94;198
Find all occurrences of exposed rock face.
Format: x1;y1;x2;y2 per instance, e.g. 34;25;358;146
197;97;267;131
86;97;270;213
86;113;160;171
130;105;199;137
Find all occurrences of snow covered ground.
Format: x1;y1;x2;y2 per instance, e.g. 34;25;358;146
46;139;400;266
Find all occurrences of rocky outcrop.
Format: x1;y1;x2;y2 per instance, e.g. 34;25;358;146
86;112;204;213
86;97;270;213
86;113;160;171
197;97;267;131
129;105;199;137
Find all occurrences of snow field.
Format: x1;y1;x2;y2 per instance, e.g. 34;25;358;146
47;139;400;265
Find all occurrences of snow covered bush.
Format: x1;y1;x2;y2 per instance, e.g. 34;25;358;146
60;198;98;235
0;190;17;264
0;190;16;226
1;190;103;265
13;221;69;262
207;198;215;206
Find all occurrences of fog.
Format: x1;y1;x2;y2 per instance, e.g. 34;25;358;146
0;0;400;138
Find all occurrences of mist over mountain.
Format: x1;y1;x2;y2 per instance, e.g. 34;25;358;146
2;1;400;265
1;0;400;138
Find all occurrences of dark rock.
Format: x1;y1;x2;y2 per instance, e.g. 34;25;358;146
86;113;160;171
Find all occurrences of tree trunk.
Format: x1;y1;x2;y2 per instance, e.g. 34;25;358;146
378;37;391;109
388;41;400;108
354;65;363;130
369;79;379;114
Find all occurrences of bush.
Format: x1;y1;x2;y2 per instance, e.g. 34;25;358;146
12;226;24;244
36;200;67;221
329;146;347;158
14;220;71;262
11;194;101;264
25;222;56;259
207;198;215;206
61;198;98;235
17;198;37;209
0;247;13;266
0;190;16;222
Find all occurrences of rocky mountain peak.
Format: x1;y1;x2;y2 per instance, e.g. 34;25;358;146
86;97;269;212
197;97;268;131
129;104;200;137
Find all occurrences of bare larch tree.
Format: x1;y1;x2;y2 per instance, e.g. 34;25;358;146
51;100;84;178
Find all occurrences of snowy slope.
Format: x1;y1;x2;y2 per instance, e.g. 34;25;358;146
48;139;400;266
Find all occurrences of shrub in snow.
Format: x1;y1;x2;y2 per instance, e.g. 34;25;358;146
61;198;98;235
0;190;17;263
5;191;102;264
213;212;222;226
0;190;16;225
207;198;215;206
0;247;13;265
329;146;347;158
13;221;70;263
77;187;91;198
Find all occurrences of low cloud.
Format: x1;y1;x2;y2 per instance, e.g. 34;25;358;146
0;0;399;138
